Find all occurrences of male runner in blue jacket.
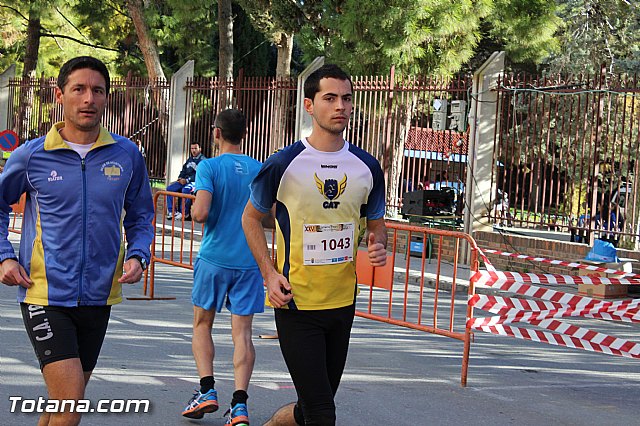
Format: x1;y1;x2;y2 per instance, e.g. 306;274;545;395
0;56;154;426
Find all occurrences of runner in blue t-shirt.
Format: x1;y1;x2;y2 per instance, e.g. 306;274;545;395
181;109;264;426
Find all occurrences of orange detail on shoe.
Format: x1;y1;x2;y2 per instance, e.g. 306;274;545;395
231;415;249;426
182;400;219;419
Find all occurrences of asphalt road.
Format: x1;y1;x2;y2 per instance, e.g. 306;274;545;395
1;234;639;425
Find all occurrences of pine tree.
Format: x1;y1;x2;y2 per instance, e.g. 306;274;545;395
545;0;640;74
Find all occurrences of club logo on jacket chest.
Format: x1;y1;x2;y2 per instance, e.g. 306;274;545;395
100;161;124;181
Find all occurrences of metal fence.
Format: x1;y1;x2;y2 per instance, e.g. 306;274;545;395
6;71;472;211
182;71;472;216
493;71;640;248
7;74;170;181
184;73;298;161
185;72;471;214
8;66;639;246
378;73;471;214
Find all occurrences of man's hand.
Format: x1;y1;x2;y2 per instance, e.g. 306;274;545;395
118;258;144;283
265;271;293;309
0;259;32;288
242;201;291;308
367;232;387;267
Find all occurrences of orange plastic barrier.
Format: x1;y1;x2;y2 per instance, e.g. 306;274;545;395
355;249;393;290
135;197;481;385
130;189;275;301
8;193;26;234
355;222;480;386
129;190;199;300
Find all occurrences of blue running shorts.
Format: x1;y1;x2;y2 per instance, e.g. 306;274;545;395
192;257;265;315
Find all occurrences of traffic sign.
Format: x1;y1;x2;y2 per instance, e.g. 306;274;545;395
0;130;19;152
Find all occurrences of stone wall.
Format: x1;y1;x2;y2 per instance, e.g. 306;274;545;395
472;230;640;275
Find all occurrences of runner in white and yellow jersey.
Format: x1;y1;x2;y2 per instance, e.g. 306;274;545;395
242;64;387;425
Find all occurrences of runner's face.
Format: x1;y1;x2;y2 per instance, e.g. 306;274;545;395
307;78;353;135
55;68;107;133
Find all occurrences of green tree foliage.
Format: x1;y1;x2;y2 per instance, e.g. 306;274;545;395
71;0;216;76
236;0;318;77
1;0;123;76
295;0;559;76
545;0;640;74
2;0;268;78
144;0;217;75
231;4;271;76
129;0;269;77
119;0;269;77
486;0;560;64
71;0;143;75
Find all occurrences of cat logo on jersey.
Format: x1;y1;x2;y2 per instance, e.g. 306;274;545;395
314;173;347;209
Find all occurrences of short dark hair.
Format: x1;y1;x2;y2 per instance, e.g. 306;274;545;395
214;109;246;145
304;64;352;101
57;56;110;95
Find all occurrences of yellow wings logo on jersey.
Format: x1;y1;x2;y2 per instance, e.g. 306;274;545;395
314;173;347;201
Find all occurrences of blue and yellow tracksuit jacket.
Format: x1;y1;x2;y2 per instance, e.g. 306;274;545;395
0;123;155;307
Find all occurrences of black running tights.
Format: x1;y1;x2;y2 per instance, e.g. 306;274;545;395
274;304;355;426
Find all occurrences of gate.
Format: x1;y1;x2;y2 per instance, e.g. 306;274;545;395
492;70;640;248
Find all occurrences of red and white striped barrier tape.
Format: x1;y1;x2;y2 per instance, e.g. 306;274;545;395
472;310;638;328
471;270;599;306
468;295;640;327
470;270;639;311
468;250;640;358
476;248;497;271
471;270;640;287
469;293;566;313
471;323;640;359
469;294;640;318
482;249;640;279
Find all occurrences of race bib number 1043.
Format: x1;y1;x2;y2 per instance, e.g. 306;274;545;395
303;222;355;265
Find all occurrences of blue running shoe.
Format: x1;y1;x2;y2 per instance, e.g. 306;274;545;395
224;402;249;425
182;388;219;419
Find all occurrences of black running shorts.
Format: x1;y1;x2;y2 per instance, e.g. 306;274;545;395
20;303;111;371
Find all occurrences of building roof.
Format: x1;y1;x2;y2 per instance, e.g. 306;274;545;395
405;127;468;154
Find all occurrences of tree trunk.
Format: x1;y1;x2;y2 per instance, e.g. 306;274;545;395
15;9;41;140
269;32;294;152
382;68;415;217
126;0;169;145
127;0;166;82
23;14;40;79
275;32;293;78
385;99;414;218
218;0;233;108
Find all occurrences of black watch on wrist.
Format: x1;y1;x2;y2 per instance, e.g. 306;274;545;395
129;255;147;271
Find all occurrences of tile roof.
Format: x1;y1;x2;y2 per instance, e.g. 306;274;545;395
405;127;468;153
